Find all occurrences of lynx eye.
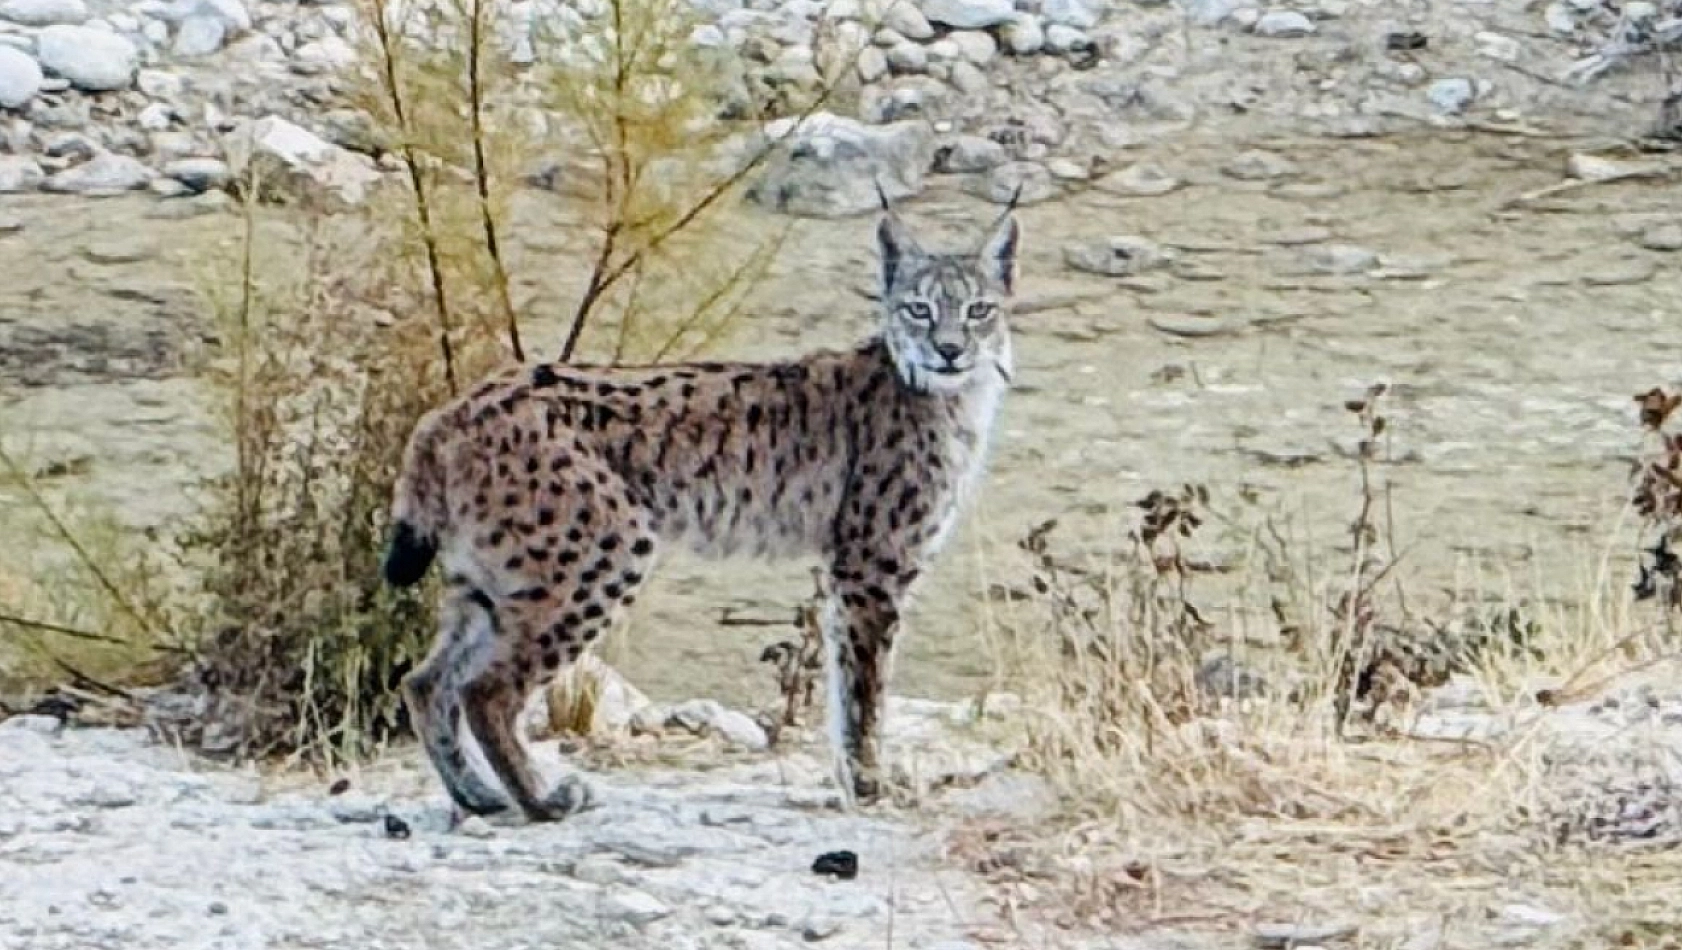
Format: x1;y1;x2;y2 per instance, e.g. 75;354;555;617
965;301;997;322
900;301;934;322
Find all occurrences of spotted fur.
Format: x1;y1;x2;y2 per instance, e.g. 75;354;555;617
383;206;1022;820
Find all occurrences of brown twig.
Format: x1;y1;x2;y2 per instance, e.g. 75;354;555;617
466;0;524;363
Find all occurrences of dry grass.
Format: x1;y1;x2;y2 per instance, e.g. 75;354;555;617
970;385;1682;948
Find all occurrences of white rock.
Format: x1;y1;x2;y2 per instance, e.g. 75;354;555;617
1042;23;1088;52
886;41;926;72
1000;13;1043;52
42;151;154;194
926;37;959;59
163;0;248;30
223;114;381;206
35;25;137;91
1428;77;1474;114
1499;904;1566;928
666;699;770;751
947;29;995;63
749;113;936;217
136;67;184;98
0;45;41;108
0;0;86;25
1543;2;1575;34
605;890;671;925
1183;0;1241;25
0;154;41;191
881;0;932;38
934;134;1005;172
921;0;1014;29
136;102;173;130
172;15;226;56
1041;0;1098;28
971;159;1054;205
768;44;820;87
949;58;987;93
688;23;726;45
857;44;887;81
1474;30;1519;61
1253;9;1313;36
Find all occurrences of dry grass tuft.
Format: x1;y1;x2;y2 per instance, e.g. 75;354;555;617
977;382;1682;946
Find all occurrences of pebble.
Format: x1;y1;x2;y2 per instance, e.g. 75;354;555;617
604;890;672;925
41;151;153;193
35;25;138;91
1223;148;1295;181
172;15;226;56
921;0;1014;29
1096;162;1181;196
1428;77;1475;114
1301;243;1376;274
1253;9;1313;36
0;43;41;107
948;28;995;64
934;134;1006;172
881;0;933;39
1041;0;1099;29
1000;14;1043;52
0;153;44;191
81;237;155;263
857;45;887;82
0;0;87;25
1638;224;1682;252
1042;22;1089;53
949;59;987;93
1063;235;1166;276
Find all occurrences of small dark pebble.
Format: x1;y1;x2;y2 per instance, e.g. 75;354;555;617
811;850;858;880
383;814;412;840
1385;31;1427;51
329;778;351;796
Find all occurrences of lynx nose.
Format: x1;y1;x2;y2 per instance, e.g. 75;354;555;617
933;341;964;364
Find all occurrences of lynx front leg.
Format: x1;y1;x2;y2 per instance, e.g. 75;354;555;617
822;576;906;805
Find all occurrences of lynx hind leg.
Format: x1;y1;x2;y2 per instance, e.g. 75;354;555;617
456;479;660;821
401;588;511;817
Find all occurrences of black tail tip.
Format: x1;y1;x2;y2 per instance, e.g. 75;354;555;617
383;520;438;588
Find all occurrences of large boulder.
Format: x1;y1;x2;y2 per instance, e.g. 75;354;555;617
221;114;382;207
35;25;138;91
0;46;42;109
747;113;935;218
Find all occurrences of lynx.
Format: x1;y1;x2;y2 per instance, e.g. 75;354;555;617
381;202;1022;821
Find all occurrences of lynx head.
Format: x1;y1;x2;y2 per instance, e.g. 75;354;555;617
875;199;1020;395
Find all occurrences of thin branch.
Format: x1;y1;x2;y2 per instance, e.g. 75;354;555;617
0;610;186;653
369;0;459;392
466;0;524;362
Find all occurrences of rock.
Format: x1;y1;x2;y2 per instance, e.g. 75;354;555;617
172;15;226;56
605;890;671;926
882;1;933;38
0;0;86;25
949;59;987;94
921;0;1015;29
1638;223;1682;252
933;134;1006;173
82;237;155;264
1046;157;1088;180
136;68;185;98
0;45;41;108
1254;922;1358;948
222;114;383;207
1183;0;1241;25
666;699;770;751
35;25;138;91
0;213;21;233
162;157;230;192
41;151;153;194
970;160;1054;205
137;102;173;130
1301;243;1376;274
1148;314;1234;337
1498;904;1565;928
1000;14;1044;53
0;713;63;734
1043;23;1090;53
1063;235;1166;276
857;45;887;82
1428;77;1474;114
1474;30;1520;62
1222;148;1295;181
948;29;996;63
1253;9;1313;36
1095;162;1181;196
1042;0;1099;29
886;42;927;73
0;154;41;191
768;45;820;88
747;113;934;218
